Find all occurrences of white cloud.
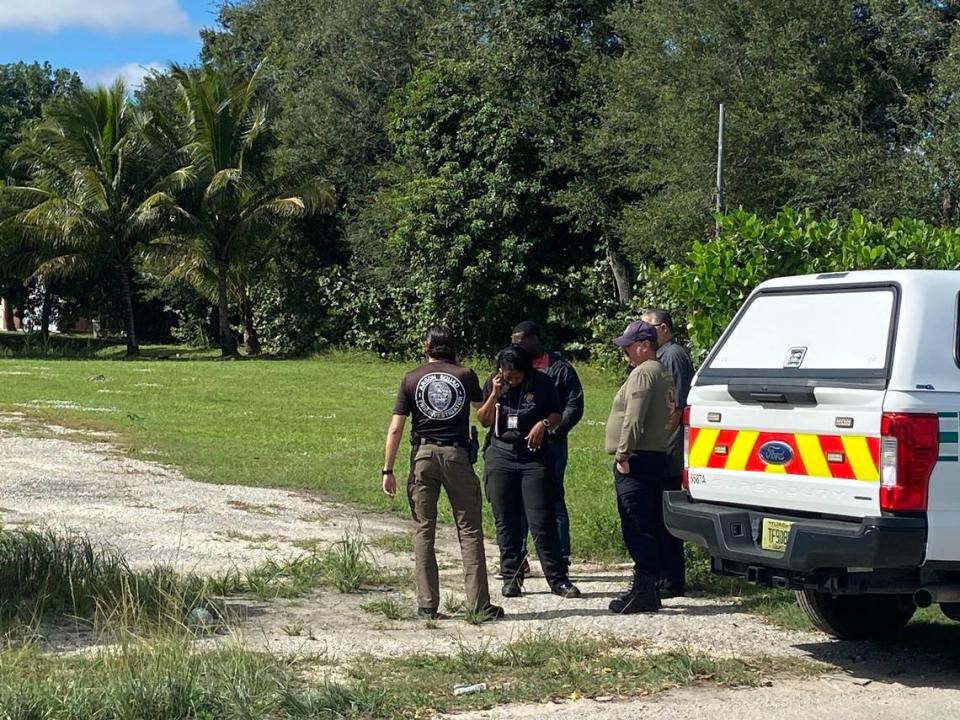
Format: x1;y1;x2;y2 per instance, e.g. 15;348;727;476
80;61;165;91
0;0;193;34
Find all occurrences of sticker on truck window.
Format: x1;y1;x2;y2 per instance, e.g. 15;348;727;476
783;346;807;368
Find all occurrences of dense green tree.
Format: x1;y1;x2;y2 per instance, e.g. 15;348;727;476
203;0;443;200
605;0;955;265
0;62;81;332
0;62;81;162
3;81;171;355
903;6;960;224
358;60;559;352
155;63;334;356
352;0;632;352
199;0;445;354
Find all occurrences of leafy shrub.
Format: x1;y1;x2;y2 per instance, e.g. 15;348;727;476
664;208;960;360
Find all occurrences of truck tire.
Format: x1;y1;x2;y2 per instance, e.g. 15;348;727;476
796;590;915;640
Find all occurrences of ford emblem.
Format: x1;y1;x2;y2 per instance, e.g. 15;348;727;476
758;441;794;466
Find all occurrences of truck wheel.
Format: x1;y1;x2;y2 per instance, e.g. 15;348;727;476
796;590;915;640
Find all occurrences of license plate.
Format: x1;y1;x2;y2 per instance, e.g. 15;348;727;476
761;518;794;552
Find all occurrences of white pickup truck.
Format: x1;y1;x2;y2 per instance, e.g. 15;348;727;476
664;270;960;639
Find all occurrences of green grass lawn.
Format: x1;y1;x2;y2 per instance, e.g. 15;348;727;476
0;344;628;560
2;339;955;633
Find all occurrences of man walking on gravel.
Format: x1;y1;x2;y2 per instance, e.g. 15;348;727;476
606;320;677;614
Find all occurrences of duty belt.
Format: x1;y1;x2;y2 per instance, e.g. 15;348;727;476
415;438;467;449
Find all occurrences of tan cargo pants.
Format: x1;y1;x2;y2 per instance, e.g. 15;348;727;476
407;444;491;612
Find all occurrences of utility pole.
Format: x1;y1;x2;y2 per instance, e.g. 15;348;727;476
715;103;725;238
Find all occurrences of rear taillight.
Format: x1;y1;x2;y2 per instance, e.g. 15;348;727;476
681;406;692;491
879;412;939;512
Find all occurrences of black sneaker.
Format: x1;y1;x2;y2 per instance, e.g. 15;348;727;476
501;579;523;598
418;607;440;620
551;580;582;599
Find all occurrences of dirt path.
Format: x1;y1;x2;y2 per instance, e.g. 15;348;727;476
0;411;419;574
4;411;960;716
444;674;960;720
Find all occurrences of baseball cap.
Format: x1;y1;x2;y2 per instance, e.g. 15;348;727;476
613;320;658;347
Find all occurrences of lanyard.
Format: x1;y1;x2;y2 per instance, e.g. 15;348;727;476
496;385;523;436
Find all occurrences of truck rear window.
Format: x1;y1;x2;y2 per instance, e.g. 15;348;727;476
701;286;897;384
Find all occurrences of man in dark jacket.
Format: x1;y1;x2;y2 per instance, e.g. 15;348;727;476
512;321;585;567
642;309;694;598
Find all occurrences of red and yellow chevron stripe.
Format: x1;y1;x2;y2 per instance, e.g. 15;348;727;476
688;427;880;482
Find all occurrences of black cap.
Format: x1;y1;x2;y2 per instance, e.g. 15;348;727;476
613;320;657;348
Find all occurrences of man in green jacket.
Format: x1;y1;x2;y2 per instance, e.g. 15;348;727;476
605;320;677;614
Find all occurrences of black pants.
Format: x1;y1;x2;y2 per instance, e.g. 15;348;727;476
614;451;667;577
520;439;570;559
485;441;567;585
659;474;686;590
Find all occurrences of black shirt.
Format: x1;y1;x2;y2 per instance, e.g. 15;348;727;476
394;361;483;445
483;371;561;444
540;352;585;439
657;339;695;474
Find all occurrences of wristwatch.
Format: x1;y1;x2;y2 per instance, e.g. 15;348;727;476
542;419;552;429
382;469;394;475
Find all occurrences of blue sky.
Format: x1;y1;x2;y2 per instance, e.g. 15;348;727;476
0;0;220;89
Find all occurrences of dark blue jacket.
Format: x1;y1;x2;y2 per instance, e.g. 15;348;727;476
541;351;584;440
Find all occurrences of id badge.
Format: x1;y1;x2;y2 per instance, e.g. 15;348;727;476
507;414;519;430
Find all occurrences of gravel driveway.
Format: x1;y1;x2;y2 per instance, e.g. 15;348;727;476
3;411;959;717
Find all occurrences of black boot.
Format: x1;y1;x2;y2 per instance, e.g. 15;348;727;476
659;578;685;599
617;569;639;601
609;573;661;614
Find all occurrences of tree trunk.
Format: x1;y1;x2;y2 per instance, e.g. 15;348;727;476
240;286;261;356
605;234;633;307
217;258;238;357
118;259;139;357
39;283;53;342
942;189;956;225
1;296;13;332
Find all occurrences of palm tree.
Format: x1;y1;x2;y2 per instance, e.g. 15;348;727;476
153;63;333;357
2;81;176;357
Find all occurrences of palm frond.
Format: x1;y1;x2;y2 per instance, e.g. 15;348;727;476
203;168;244;204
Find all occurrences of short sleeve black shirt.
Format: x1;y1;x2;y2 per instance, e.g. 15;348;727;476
393;361;483;445
482;371;561;443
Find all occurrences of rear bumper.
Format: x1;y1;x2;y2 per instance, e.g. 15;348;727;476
663;491;926;573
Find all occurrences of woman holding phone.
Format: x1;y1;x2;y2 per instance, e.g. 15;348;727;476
477;345;581;599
